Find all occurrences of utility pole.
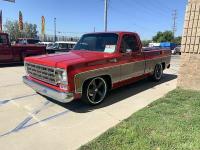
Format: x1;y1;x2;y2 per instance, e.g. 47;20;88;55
104;0;108;32
172;10;177;37
54;17;57;42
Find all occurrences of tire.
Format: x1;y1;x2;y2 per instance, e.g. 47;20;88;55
82;77;108;105
151;64;163;82
21;53;27;63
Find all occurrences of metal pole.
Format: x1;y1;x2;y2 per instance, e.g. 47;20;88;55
172;10;177;37
54;17;57;42
104;0;108;32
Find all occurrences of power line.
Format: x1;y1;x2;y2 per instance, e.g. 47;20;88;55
108;1;169;31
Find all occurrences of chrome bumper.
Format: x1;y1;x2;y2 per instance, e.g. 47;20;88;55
23;76;74;103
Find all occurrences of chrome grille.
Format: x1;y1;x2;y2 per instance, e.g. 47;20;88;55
25;62;57;85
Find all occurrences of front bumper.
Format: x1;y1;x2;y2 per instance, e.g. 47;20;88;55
23;76;74;103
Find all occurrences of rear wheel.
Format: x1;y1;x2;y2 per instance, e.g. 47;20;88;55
82;77;108;105
151;64;163;82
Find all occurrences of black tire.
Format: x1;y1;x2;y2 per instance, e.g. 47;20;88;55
81;77;108;105
151;64;163;82
21;53;27;63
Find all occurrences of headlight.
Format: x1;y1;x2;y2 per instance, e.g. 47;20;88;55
55;69;68;90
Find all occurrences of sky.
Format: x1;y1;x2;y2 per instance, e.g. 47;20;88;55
0;0;188;39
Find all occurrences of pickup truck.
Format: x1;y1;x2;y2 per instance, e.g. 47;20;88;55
23;32;171;105
0;32;46;64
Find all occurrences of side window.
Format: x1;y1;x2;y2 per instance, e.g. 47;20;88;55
0;35;8;44
121;35;140;53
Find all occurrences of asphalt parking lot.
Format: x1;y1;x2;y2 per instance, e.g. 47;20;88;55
0;55;181;150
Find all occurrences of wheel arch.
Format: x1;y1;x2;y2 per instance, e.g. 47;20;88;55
82;74;112;93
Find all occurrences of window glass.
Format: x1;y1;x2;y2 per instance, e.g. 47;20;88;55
121;35;139;52
0;35;8;44
59;43;68;49
74;33;118;53
27;39;40;44
16;39;25;44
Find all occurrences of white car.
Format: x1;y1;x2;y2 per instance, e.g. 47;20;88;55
172;46;181;55
46;41;77;53
39;42;53;47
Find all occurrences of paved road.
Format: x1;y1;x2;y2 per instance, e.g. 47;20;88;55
0;55;181;150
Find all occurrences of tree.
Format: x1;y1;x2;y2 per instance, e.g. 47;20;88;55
173;36;182;45
153;31;174;43
4;20;38;42
142;40;152;47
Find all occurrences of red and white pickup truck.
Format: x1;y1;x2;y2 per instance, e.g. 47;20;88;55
23;32;171;105
0;32;46;64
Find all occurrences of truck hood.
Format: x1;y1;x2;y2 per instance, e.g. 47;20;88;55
25;50;116;68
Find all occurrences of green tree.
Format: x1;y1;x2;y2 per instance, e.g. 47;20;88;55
4;20;38;42
142;40;152;47
173;36;182;45
153;31;174;43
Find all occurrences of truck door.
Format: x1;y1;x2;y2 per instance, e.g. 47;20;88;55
119;34;145;81
0;34;13;62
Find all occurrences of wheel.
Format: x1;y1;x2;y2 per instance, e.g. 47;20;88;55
82;77;108;105
151;64;163;82
21;53;27;63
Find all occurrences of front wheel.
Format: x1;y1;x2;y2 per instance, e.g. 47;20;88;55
82;77;108;105
151;64;163;82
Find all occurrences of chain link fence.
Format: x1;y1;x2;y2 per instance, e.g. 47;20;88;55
39;34;81;42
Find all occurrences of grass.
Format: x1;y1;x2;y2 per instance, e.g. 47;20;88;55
79;89;200;150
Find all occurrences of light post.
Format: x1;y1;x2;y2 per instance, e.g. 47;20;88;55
54;17;57;42
104;0;108;32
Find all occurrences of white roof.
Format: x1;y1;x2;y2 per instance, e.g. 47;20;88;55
55;41;77;44
40;42;53;44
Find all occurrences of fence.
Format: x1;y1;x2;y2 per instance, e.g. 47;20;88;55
39;34;81;42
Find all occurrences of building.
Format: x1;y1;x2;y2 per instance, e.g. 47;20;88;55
178;0;200;90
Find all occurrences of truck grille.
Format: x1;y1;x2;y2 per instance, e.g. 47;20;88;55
25;62;57;85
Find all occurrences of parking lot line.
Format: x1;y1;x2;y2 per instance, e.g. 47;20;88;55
0;93;37;105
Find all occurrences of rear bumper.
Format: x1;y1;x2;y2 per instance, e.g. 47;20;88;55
23;76;74;103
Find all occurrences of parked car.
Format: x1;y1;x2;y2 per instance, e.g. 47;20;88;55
171;46;181;55
0;32;46;64
46;41;77;53
38;42;54;50
23;32;171;105
16;38;41;45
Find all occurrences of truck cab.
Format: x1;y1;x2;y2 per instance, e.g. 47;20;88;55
0;32;13;62
0;32;46;64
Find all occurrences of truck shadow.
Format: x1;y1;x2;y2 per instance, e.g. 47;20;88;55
46;73;178;113
0;63;24;68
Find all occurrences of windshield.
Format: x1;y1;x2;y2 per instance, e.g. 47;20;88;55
73;33;118;53
16;39;40;44
27;39;40;44
50;43;59;49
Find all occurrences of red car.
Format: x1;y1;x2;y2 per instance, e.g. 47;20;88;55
23;32;171;105
0;32;46;64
